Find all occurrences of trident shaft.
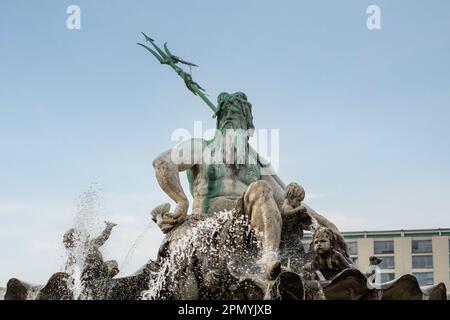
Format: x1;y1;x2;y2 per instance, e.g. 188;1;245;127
138;33;283;184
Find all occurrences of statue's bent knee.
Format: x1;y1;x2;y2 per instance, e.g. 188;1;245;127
246;180;273;200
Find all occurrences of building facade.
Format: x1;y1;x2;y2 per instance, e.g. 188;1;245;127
303;228;450;289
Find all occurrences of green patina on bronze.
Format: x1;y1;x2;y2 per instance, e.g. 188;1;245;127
185;140;261;213
139;34;278;213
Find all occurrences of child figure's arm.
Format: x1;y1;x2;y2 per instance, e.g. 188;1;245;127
91;221;116;248
334;250;355;270
282;201;312;228
281;202;304;217
297;206;312;226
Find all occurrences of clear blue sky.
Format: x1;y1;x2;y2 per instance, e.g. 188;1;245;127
1;0;449;285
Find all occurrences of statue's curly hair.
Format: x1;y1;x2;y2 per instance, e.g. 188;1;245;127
312;226;349;257
285;182;305;202
215;92;254;130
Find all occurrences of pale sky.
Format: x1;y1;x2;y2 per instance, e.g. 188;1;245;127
1;0;449;286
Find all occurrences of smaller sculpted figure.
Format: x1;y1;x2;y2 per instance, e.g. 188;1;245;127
63;221;118;286
279;182;312;273
304;227;354;282
366;256;383;288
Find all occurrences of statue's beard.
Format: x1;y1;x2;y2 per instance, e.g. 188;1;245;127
215;129;249;168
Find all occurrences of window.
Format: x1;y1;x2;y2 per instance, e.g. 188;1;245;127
303;242;311;253
412;240;432;253
379;256;395;269
374;240;394;254
412;255;433;269
413;272;434;286
347;242;358;255
380;273;395;283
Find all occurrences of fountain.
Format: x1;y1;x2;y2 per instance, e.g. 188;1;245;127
2;33;447;301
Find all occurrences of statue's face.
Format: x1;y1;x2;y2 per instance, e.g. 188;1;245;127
289;196;302;208
217;102;249;132
314;235;331;254
214;93;254;166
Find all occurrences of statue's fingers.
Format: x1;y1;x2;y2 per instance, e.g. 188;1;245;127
161;215;179;225
159;223;174;233
170;210;187;222
160;219;176;226
168;211;182;220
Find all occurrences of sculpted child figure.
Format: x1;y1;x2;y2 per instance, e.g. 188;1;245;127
63;221;118;286
279;182;312;273
304;227;354;282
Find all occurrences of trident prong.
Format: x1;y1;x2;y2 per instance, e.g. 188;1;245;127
141;32;154;42
137;43;166;64
141;32;169;61
163;43;199;67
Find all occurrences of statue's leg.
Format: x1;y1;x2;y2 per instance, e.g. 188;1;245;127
243;180;282;279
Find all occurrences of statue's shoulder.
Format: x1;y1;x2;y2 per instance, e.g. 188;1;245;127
331;250;347;263
175;137;209;149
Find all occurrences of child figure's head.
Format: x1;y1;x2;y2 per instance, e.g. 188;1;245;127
369;256;383;266
312;227;334;255
285;182;305;207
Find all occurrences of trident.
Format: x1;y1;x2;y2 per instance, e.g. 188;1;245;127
138;33;283;184
137;32;218;114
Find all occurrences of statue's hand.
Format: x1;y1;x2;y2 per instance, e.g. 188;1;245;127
161;200;187;225
151;200;188;234
297;206;311;222
171;199;188;221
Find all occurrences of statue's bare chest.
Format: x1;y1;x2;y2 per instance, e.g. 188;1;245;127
206;164;260;186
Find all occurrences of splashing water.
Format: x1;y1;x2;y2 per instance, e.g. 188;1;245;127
119;223;152;275
316;285;326;300
264;281;279;300
26;286;43;300
65;184;102;300
142;210;261;300
74;184;102;232
65;230;90;300
376;289;384;300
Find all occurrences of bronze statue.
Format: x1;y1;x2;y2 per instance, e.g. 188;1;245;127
140;34;342;281
366;255;383;286
64;221;119;296
279;182;311;273
4;33;447;301
304;227;355;281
